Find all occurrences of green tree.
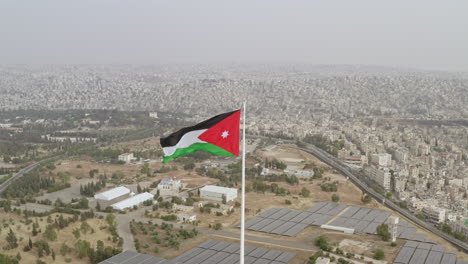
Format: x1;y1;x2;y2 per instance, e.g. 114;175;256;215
376;224;391;241
315;236;330;251
301;187;311;197
43;225;57;241
28;237;33;249
374;249;385;260
5;228;18;249
331;194;340;202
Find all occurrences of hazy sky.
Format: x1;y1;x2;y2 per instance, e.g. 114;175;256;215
1;1;467;72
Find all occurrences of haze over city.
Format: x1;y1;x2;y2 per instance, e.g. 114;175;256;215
1;0;468;72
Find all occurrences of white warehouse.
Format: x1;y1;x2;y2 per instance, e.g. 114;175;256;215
200;185;237;202
111;192;154;211
94;186;131;201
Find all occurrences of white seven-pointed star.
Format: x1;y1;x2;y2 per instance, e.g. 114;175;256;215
221;130;229;139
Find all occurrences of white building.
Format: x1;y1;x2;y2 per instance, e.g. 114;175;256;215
157;178;182;196
118;153;134;163
94;186;130;201
149;112;158;119
422;206;446;224
364;165;391;191
370;153;392;167
177;213;197;223
200;185;238;202
111;192;154;211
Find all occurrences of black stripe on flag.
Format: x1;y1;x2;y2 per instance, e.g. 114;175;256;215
160;110;239;148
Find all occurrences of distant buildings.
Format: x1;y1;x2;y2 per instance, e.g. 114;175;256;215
200;185;237;202
118;153;134;163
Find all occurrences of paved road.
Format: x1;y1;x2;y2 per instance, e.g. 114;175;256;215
0;161;41;194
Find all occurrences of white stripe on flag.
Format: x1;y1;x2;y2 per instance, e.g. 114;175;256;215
162;129;207;157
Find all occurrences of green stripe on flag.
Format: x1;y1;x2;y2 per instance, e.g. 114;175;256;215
162;142;235;163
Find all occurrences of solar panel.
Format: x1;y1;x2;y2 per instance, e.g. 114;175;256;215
261;250;283;260
279;210;301;221
217;254;240;264
431;245;445;252
121;254;152;264
260;220;286;233
353;220;371;233
351;208;371;219
456;261;468;264
289;212;312;223
251;259;270;264
245;217;265;229
211;241;232;251
271;221;297;235
300;213;323;225
258;208;280;218
104;251;140;263
329;217;347;226
339;206;360;218
268;208;292;220
404;241;420;248
282;223;308;236
409;248;429;264
441;253;457;264
363;222;379;234
248;248;269;258
416;243;432;250
275;252;296;263
343;218;360;228
326;204;347;216
373;211;392;223
411;233;427;242
306;201;328;213
203;251;231;263
425;251;443;264
222;243;240;254
316;203;338;214
362;209;381;221
199;239;219;249
249;218;275;231
394;246;416;264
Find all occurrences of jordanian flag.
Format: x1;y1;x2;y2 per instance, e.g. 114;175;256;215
160;110;240;163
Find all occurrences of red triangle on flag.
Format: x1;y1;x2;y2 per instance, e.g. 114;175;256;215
198;110;241;156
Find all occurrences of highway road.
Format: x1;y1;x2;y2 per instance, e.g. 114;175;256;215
0;161;42;194
297;142;468;253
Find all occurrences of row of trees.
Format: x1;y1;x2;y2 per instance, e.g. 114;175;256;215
80;179;106;197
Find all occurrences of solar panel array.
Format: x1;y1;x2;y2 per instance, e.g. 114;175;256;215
393;241;468;264
171;239;296;264
100;240;296;264
99;250;166;264
245;202;437;243
244;202;348;236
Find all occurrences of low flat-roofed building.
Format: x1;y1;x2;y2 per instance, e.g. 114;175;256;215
200;185;237;202
177;213;197;223
118;153;134;163
94;186;131;201
111;192;154;211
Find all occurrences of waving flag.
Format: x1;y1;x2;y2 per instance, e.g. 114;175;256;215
160;110;240;163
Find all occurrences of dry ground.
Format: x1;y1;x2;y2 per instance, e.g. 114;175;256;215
0;212;117;264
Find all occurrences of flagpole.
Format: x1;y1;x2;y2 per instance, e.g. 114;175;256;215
240;102;246;264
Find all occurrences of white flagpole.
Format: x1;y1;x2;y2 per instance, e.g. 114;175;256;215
240;102;246;264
